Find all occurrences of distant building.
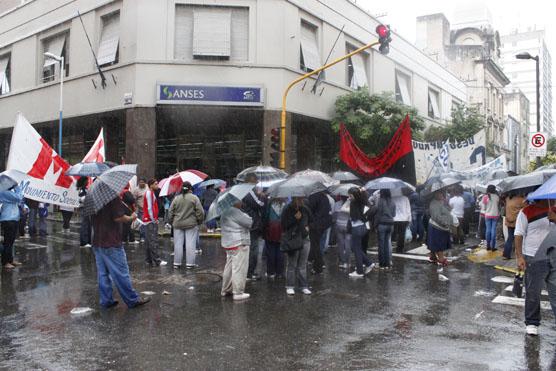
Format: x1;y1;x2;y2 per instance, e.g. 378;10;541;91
0;0;466;180
504;89;531;173
416;13;510;159
500;28;553;136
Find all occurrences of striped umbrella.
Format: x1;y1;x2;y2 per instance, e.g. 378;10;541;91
83;164;137;216
159;170;208;197
65;162;111;177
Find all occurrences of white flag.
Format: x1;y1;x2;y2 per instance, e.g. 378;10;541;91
82;128;105;163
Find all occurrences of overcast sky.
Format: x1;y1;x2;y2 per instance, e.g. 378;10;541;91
357;0;555;47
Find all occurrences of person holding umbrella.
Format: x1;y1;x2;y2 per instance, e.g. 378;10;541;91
347;187;375;277
84;165;151;309
483;185;501;251
373;189;396;269
427;189;455;266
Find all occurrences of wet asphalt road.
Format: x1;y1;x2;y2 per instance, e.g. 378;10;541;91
1;222;556;371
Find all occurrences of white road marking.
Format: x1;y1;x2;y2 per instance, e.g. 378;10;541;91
504;285;549;296
492;295;552;310
368;251;430;262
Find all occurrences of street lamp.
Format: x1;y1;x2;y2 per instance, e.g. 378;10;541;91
515;52;541;168
44;52;64;157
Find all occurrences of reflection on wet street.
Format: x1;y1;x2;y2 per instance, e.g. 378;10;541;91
1;222;555;370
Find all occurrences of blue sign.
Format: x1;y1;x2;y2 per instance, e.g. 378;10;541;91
157;84;264;106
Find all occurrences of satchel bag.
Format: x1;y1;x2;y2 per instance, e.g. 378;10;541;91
280;228;304;253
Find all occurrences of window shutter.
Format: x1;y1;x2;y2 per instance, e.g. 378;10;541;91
350;53;367;89
97;13;120;66
174;6;194;60
300;22;320;70
230;8;248;61
193;9;231;57
43;35;66;67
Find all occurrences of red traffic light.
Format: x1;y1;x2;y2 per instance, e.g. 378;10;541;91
376;24;389;39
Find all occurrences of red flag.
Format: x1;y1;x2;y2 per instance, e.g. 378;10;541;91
82;128;105;163
339;115;413;177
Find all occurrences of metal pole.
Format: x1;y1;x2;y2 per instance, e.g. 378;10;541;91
279;40;380;170
59;57;64;157
535;56;541;168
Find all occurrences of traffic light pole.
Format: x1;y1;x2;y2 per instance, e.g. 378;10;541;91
279;40;381;170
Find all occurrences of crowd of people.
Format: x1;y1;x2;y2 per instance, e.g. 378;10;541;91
1;169;555;337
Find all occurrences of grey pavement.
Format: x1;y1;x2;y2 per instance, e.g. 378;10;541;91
1;221;556;370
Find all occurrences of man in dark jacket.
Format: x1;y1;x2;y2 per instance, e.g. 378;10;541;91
308;191;332;274
241;173;266;280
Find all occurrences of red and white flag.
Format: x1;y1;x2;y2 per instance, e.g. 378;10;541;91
82;128;105;163
6;113;79;208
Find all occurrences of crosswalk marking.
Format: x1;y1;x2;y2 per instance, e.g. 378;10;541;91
492;295;552;310
368;251;430;262
504;285;549;296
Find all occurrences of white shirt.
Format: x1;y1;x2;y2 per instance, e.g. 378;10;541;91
392;196;411;222
449;196;465;218
514;208;555;257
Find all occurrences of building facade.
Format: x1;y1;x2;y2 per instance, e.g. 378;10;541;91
500;28;553;136
416;13;511;159
504;89;532;173
0;0;466;181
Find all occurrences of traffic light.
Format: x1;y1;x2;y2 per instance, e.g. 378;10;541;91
270;127;280;167
376;24;391;55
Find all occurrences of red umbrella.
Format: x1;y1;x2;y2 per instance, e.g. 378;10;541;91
159;170;208;196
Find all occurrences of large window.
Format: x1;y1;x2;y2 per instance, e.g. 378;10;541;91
428;88;441;119
0;53;10;95
42;32;69;83
97;11;120;67
395;70;411;105
300;20;320;72
175;5;249;61
346;44;368;89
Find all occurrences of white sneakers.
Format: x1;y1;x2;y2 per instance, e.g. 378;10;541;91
286;288;312;295
349;263;375;277
159;260;168;266
526;325;539;336
233;293;250;301
301;288;312;295
364;263;376;274
348;271;364;278
286;288;295;295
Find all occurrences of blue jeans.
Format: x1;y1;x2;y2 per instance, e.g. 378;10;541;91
320;227;331;254
93;246;140;308
524;251;556;326
137;210;146;239
503;227;515;258
411;212;424;240
80;214;92;246
377;224;393;268
351;225;372;274
485;218;498;249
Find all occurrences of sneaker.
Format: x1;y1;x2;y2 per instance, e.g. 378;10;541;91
185;264;197;269
348;271;364;278
132;241;140;245
132;296;151;308
173;264;180;269
286;288;295;295
526;325;539;336
364;263;376;275
338;263;348;269
267;274;276;279
196;249;202;255
103;300;119;309
84;244;92;248
158;260;168;266
302;288;312;295
221;291;232;297
233;293;250;301
247;275;261;281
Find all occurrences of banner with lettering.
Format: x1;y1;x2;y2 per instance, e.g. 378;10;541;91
6;113;79;208
413;130;486;184
451;155;507;186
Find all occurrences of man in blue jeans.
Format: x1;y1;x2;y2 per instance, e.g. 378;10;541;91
91;197;150;309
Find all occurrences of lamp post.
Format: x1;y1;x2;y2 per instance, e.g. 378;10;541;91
515;52;541;168
44;52;64;157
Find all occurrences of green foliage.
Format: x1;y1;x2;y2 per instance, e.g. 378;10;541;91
331;89;425;156
528;153;556;172
547;137;556;153
423;105;485;142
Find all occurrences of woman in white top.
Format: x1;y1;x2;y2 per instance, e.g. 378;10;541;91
449;186;465;244
483;185;500;251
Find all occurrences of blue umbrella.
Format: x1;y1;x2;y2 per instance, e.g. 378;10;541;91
66;162;111;177
198;179;226;189
0;169;27;192
527;174;556;201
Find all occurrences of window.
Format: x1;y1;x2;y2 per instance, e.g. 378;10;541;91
42;32;69;83
175;5;248;61
300;20;320;72
346;44;368;89
97;12;120;67
0;53;10;95
395;70;411;105
428;88;440;119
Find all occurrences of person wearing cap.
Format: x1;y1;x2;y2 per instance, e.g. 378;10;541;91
168;182;205;269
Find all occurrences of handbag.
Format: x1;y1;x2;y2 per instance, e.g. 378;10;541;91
280;228;304;253
512;272;524;298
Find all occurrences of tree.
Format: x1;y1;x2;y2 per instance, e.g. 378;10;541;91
331;89;424;156
423;105;485;142
547;137;556;153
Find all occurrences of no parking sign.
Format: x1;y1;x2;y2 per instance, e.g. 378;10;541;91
528;132;547;157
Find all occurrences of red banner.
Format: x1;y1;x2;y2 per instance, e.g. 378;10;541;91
339;115;413;177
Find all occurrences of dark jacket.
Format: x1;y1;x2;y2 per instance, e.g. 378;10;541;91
349;199;368;223
201;188;218;209
409;192;425;214
281;203;312;240
242;190;266;234
308;192;332;230
375;197;396;225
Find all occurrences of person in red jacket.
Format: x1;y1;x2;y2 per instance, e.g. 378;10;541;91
143;179;166;267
